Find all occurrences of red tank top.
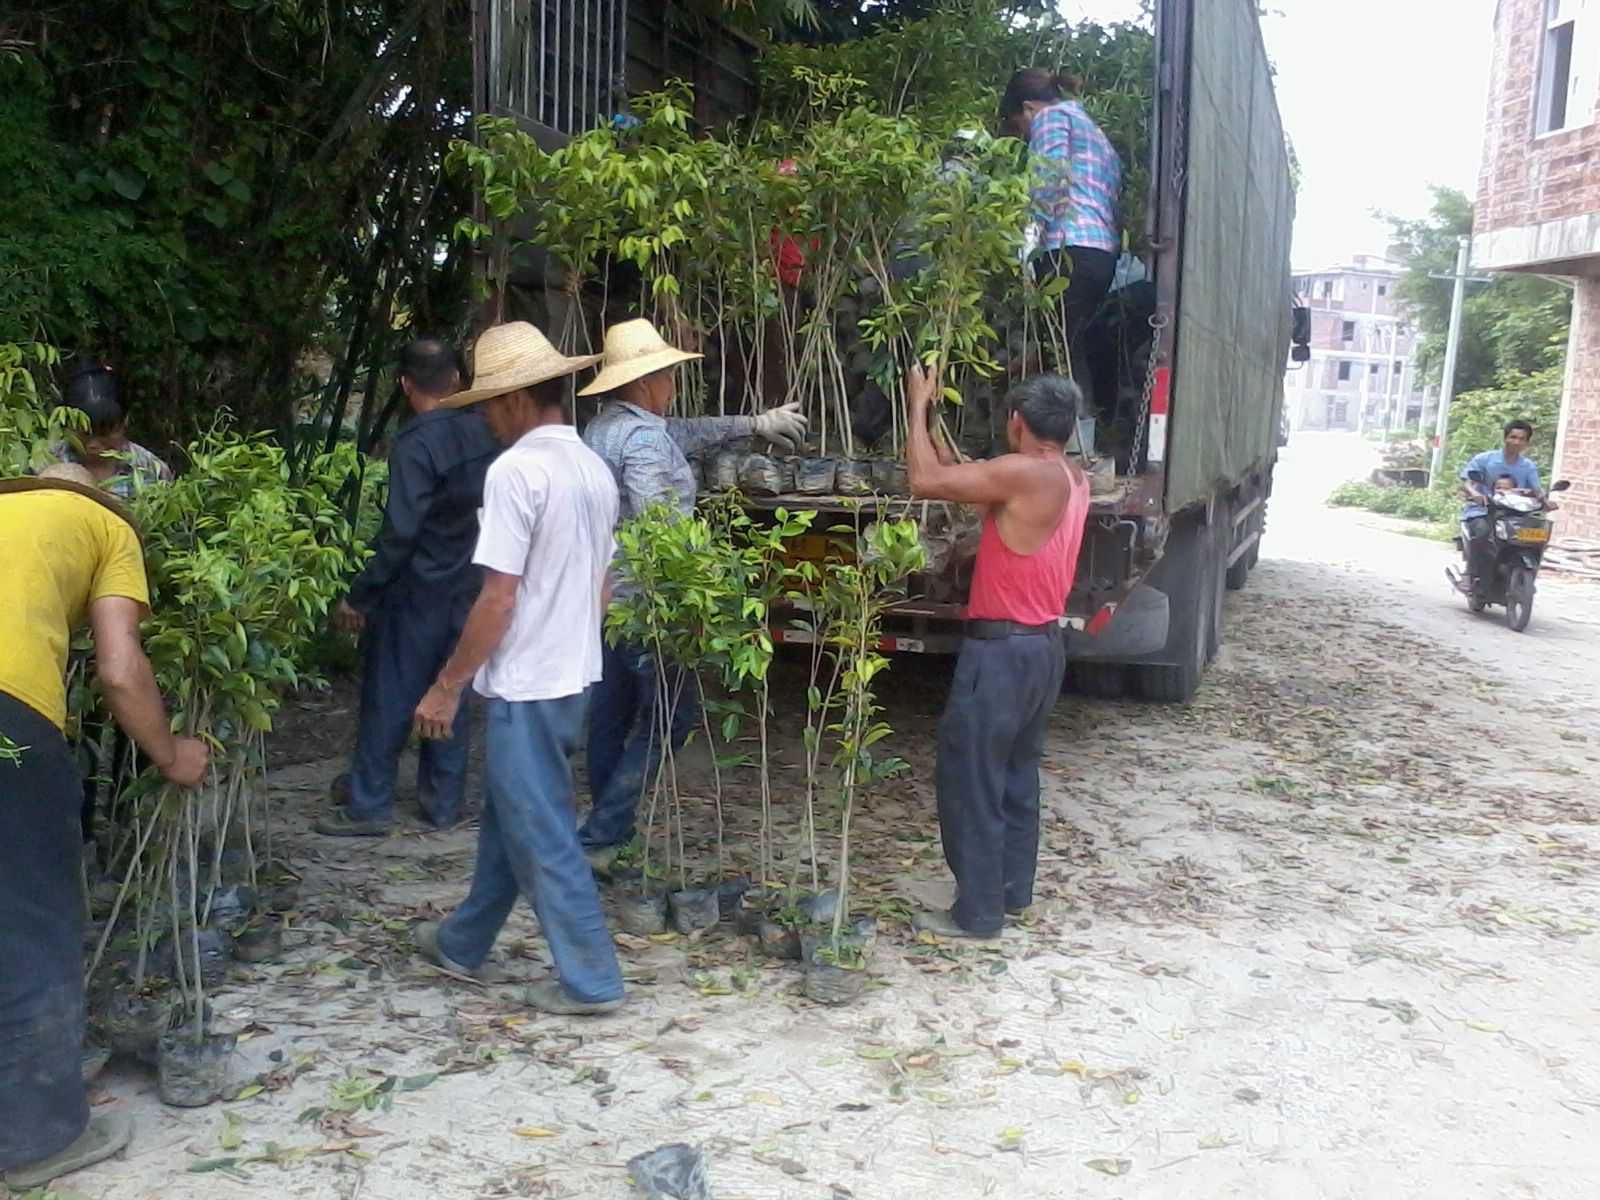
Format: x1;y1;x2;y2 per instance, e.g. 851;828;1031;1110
965;470;1089;625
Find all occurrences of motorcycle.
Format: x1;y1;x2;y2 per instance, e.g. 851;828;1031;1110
1446;470;1571;632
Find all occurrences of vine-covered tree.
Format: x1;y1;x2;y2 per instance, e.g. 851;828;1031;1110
0;1;476;456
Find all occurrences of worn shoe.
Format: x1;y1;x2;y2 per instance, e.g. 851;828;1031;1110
414;921;509;983
524;978;623;1016
3;1112;132;1189
313;808;393;838
912;908;1002;942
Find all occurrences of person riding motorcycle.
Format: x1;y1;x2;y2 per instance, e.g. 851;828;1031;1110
1456;419;1554;590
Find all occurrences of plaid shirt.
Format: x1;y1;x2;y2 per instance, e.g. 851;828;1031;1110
50;440;173;500
583;401;756;523
1029;100;1121;253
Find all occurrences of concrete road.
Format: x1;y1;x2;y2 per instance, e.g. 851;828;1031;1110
1265;431;1600;724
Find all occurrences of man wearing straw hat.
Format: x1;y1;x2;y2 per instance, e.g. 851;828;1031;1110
574;318;808;866
408;322;629;1016
0;464;209;1188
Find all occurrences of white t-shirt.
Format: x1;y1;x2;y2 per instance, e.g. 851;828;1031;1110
470;425;619;702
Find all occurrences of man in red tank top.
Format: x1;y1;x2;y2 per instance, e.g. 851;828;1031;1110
903;367;1089;938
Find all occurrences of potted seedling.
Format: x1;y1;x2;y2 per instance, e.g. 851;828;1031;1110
804;939;869;1005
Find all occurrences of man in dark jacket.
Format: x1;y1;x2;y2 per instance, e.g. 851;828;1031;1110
317;338;501;836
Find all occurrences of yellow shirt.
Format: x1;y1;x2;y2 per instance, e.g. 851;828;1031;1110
0;488;149;730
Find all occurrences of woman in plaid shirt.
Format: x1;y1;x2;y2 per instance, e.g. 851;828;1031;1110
1000;69;1122;410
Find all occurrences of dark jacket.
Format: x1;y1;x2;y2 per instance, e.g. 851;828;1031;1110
346;406;500;611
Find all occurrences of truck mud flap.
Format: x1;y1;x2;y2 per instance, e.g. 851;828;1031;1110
1066;584;1171;660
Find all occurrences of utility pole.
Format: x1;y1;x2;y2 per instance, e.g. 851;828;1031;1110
1428;236;1493;481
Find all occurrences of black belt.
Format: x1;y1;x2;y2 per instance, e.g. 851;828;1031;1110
965;619;1060;639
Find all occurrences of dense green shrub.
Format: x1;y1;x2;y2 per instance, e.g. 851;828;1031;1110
1445;367;1563;480
1328;480;1458;526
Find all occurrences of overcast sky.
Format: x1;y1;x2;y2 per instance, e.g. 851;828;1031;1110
1062;0;1499;269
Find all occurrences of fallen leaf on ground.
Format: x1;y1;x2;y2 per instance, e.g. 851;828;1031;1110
1085;1158;1132;1176
513;1126;559;1138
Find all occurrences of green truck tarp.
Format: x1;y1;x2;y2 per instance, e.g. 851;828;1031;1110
1167;0;1295;512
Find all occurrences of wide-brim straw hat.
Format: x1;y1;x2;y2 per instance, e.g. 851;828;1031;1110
576;319;703;396
441;322;601;409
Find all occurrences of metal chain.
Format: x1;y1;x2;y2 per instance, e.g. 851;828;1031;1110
1130;314;1167;471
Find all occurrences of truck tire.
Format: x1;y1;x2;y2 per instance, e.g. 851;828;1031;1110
1066;663;1128;699
1132;514;1220;703
1206;512;1227;661
1224;498;1265;591
1224;550;1251;592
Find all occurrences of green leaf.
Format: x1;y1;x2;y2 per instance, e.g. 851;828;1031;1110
106;168;147;201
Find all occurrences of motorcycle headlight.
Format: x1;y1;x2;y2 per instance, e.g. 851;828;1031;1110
1497;521;1513;540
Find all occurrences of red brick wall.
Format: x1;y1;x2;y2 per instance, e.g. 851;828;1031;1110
1556;277;1600;540
1477;0;1600;236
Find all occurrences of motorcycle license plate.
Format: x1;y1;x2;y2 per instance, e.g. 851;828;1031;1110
1513;527;1549;543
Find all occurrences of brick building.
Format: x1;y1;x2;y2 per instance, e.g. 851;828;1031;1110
1474;0;1600;537
1284;257;1425;433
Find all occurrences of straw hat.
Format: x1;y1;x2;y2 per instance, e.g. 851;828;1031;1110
576;319;703;397
441;322;601;409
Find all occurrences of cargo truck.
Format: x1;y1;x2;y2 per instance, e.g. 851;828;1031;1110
475;0;1301;704
756;0;1300;703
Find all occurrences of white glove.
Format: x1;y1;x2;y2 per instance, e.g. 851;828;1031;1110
753;401;808;453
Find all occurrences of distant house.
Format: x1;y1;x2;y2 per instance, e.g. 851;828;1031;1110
1473;0;1599;537
1284;257;1424;434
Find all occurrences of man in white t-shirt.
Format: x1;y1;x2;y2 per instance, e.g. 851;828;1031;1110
407;322;627;1015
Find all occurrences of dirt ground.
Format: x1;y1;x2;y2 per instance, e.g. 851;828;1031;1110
36;433;1600;1200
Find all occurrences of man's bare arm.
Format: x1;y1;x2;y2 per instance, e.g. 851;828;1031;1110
90;596;209;786
904;366;1030;505
414;570;520;739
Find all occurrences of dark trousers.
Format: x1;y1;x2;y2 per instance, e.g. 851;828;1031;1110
1039;246;1119;414
1463;516;1493;582
349;587;475;826
936;633;1067;934
0;692;89;1170
580;638;698;850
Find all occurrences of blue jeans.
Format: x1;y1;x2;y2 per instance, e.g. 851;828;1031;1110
349;587;474;825
436;693;623;1004
579;638;698;850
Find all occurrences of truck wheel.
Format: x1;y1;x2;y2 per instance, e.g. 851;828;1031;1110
1225;499;1265;591
1206;514;1227;661
1066;663;1127;699
1132;515;1219;703
1224;555;1250;592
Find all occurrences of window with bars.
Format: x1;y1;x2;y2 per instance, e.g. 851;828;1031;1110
485;0;629;138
